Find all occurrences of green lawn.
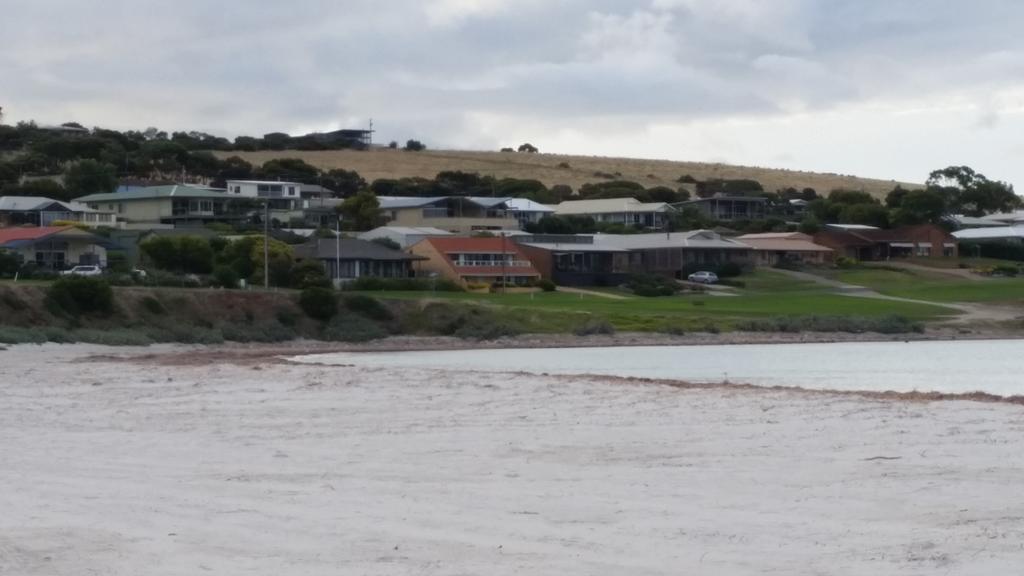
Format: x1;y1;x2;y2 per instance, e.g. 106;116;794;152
830;268;1024;304
359;269;956;332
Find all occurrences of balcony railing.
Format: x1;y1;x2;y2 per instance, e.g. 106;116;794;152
454;260;532;268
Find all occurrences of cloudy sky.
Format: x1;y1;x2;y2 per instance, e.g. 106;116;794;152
3;0;1023;187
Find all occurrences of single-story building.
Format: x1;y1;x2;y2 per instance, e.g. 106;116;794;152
409;236;541;287
504;198;555;227
294;238;425;283
552;198;674;229
814;224;956;260
952;225;1024;245
357;226;454;249
735;232;833;266
515;230;752;285
0;196;119;229
0;226;110;270
674;195;768;222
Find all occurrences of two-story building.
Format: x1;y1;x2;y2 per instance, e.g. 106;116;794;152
76;185;240;228
408;236;542;287
378;196;520;233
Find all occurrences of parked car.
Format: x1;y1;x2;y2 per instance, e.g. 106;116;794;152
687;270;719;284
61;265;103;277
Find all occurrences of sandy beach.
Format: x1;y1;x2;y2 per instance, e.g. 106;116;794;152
2;343;1024;575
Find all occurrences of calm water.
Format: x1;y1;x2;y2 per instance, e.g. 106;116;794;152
294;339;1024;396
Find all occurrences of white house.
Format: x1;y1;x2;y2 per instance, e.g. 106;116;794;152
225;180;306;219
504;198;555;227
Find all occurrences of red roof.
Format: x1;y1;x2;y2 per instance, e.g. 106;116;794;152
423;236;528;256
0;226;73;244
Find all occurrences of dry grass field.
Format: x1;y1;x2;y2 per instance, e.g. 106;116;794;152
216;149;920;199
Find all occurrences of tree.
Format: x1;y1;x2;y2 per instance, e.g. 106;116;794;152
1;179;71;202
517;143;538;153
290;260;331;289
262;132;291;150
338;190;382;231
839;203;889;228
404;139;426;151
387;141;398;149
322;169;366;197
798;215;822;234
926;165;1020;216
890;188;948;226
233;136;261;151
256;158;321;183
64;160;117;196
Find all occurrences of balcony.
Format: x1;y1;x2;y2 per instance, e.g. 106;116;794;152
453;260;532;268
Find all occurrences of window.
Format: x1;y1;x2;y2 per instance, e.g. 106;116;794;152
288;186;296;196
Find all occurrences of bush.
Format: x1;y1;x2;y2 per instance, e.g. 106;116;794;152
298;287;337;321
212;266;239;289
835;256;860;269
139;296;165;315
345;276;463;292
574;318;616;336
0;250;20;278
321;313;389;342
537;279;557;292
342;294;392;321
991;264;1020;277
46;277;114;316
716;261;743;278
405;302;522;340
626;274;680;297
289;260;331;289
736;314;923;334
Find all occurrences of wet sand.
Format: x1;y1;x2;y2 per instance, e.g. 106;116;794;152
2;343;1024;575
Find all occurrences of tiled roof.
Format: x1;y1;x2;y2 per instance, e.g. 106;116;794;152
0;226;87;246
422;236;530;255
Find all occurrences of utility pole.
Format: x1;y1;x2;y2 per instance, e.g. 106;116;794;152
501;231;507;294
263;200;269;289
335;214;342;286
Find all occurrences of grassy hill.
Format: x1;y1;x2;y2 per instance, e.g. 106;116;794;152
215;149;921;199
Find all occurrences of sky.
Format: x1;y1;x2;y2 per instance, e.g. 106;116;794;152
2;0;1023;188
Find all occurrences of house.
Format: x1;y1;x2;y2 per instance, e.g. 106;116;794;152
224;180;305;217
378;196;520;233
409;236;541;287
516;230;752;285
674;194;768;222
952;226;1024;245
735;232;834;266
293;238;425;283
0;196;118;229
516;235;631;286
0;226;110;270
76;185;240;228
593;230;753;277
504;198;555;227
357;226;454;249
814;224;957;260
552;198;673;229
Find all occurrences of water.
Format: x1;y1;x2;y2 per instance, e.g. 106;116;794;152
294;339;1024;396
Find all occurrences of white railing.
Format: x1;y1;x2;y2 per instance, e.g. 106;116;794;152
455;260;532;267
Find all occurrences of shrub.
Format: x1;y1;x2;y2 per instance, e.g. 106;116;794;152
574;318;616;336
289;260;331;289
537;279;557;292
0;250;20;278
321;313;389;342
345;276;463;292
298;287;337;321
835;256;860;269
46;277;114;316
342;294;392;321
716;261;743;278
736;315;922;334
220;323;296;343
139;296;165;315
626;274;680;297
991;264;1020;277
212;266;239;289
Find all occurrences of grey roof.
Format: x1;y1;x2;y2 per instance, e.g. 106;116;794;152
358;226;453;238
592;230;751;250
296;238;427;261
504;198;555;213
377;195;514;210
554;198;672;215
0;196;51;211
520;242;629;253
952;226;1024;241
76;185;229;203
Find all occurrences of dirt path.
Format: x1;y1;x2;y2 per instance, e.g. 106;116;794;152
771;268;1020;324
556;287;630;300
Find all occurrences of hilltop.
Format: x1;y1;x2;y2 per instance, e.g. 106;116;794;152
213;148;921;199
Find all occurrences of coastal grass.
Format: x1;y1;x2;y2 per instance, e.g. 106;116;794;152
830;268;1024;304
